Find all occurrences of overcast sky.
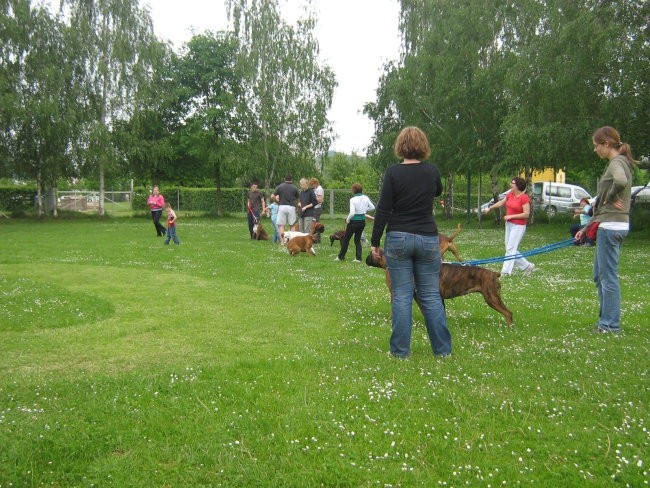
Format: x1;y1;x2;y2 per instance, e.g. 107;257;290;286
145;0;401;155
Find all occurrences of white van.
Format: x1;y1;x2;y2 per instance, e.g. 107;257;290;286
532;182;592;217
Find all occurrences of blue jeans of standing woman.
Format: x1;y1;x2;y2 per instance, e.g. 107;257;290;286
385;232;452;357
594;227;628;332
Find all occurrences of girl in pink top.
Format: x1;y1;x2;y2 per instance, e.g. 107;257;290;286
147;186;166;237
483;177;535;276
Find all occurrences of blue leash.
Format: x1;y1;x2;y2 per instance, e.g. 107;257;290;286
461;238;576;266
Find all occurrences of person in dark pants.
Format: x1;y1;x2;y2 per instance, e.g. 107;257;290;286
247;181;266;239
336;183;375;262
147;186;166;237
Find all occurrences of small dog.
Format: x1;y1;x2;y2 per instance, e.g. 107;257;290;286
253;222;269;240
366;248;513;326
287;223;326;256
329;229;345;246
282;222;325;246
440;224;463;261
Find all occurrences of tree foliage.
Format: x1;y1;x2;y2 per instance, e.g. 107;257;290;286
58;0;158;216
227;0;336;188
366;0;649;197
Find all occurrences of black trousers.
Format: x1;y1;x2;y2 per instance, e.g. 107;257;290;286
248;210;260;239
338;220;365;261
151;209;166;236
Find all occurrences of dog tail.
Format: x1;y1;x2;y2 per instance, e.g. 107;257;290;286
448;223;462;242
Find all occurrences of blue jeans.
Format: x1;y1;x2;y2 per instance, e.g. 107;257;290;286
385;232;452;357
164;225;180;245
594;227;628;331
271;218;280;243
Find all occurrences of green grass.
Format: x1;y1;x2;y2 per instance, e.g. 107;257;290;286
1;215;648;487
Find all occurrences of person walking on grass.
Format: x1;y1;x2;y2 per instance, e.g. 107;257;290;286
247;181;266;240
483;177;535;276
336;183;375;262
275;174;300;244
164;202;180;245
147;186;166;237
298;177;318;233
576;126;635;334
370;126;451;358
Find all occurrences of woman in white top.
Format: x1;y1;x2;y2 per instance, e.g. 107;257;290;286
336;183;375;262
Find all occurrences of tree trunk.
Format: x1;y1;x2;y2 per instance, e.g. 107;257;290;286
36;169;44;217
215;160;222;217
444;173;454;219
49;179;58;218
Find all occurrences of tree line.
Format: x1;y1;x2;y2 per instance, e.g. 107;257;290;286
1;0;648;218
1;0;336;216
365;0;648;216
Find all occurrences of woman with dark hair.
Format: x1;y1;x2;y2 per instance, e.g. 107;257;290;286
336;183;375;262
483;177;535;276
576;126;635;333
370;126;451;358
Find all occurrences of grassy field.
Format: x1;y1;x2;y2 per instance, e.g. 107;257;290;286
1;215;648;487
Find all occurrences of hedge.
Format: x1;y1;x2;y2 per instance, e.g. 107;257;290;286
0;187;36;212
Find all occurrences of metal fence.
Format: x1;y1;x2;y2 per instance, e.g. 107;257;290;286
52;190;133;215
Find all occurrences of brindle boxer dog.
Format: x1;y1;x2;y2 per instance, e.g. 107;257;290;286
253;222;269;240
366;248;513;326
329;229;345;246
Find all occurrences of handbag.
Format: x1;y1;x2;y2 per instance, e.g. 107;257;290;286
585;221;600;241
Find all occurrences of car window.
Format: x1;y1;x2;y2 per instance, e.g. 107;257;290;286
558;187;571;198
574;188;590;200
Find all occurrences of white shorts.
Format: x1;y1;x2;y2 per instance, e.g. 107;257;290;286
277;205;296;226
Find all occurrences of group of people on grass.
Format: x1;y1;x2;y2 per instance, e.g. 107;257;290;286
148;124;636;356
247;176;326;244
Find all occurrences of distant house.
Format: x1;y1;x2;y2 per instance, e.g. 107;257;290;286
523;168;565;184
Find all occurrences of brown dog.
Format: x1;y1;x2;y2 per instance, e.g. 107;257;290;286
366;248;513;326
329;229;345;246
287;223;325;256
440;224;463;261
253;222;269;240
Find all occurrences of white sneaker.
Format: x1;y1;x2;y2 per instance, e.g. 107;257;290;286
334;257;342;261
524;264;536;275
353;259;361;263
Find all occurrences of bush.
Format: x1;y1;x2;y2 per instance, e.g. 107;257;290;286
133;187;249;214
0;186;35;212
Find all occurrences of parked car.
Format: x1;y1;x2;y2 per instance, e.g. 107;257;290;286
478;190;511;214
632;182;650;203
532;182;592;217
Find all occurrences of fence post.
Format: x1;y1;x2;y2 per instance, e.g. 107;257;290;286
328;189;334;219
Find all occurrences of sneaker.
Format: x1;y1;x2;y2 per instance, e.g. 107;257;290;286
592;326;620;334
334;257;342;261
523;264;536;275
353;259;361;263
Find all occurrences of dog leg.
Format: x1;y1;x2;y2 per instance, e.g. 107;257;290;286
480;285;513;326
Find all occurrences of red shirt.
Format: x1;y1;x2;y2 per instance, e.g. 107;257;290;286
505;191;530;226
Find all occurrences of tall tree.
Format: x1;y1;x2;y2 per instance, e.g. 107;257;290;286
227;0;336;188
366;0;510;218
175;32;241;214
59;0;157;216
1;1;80;215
